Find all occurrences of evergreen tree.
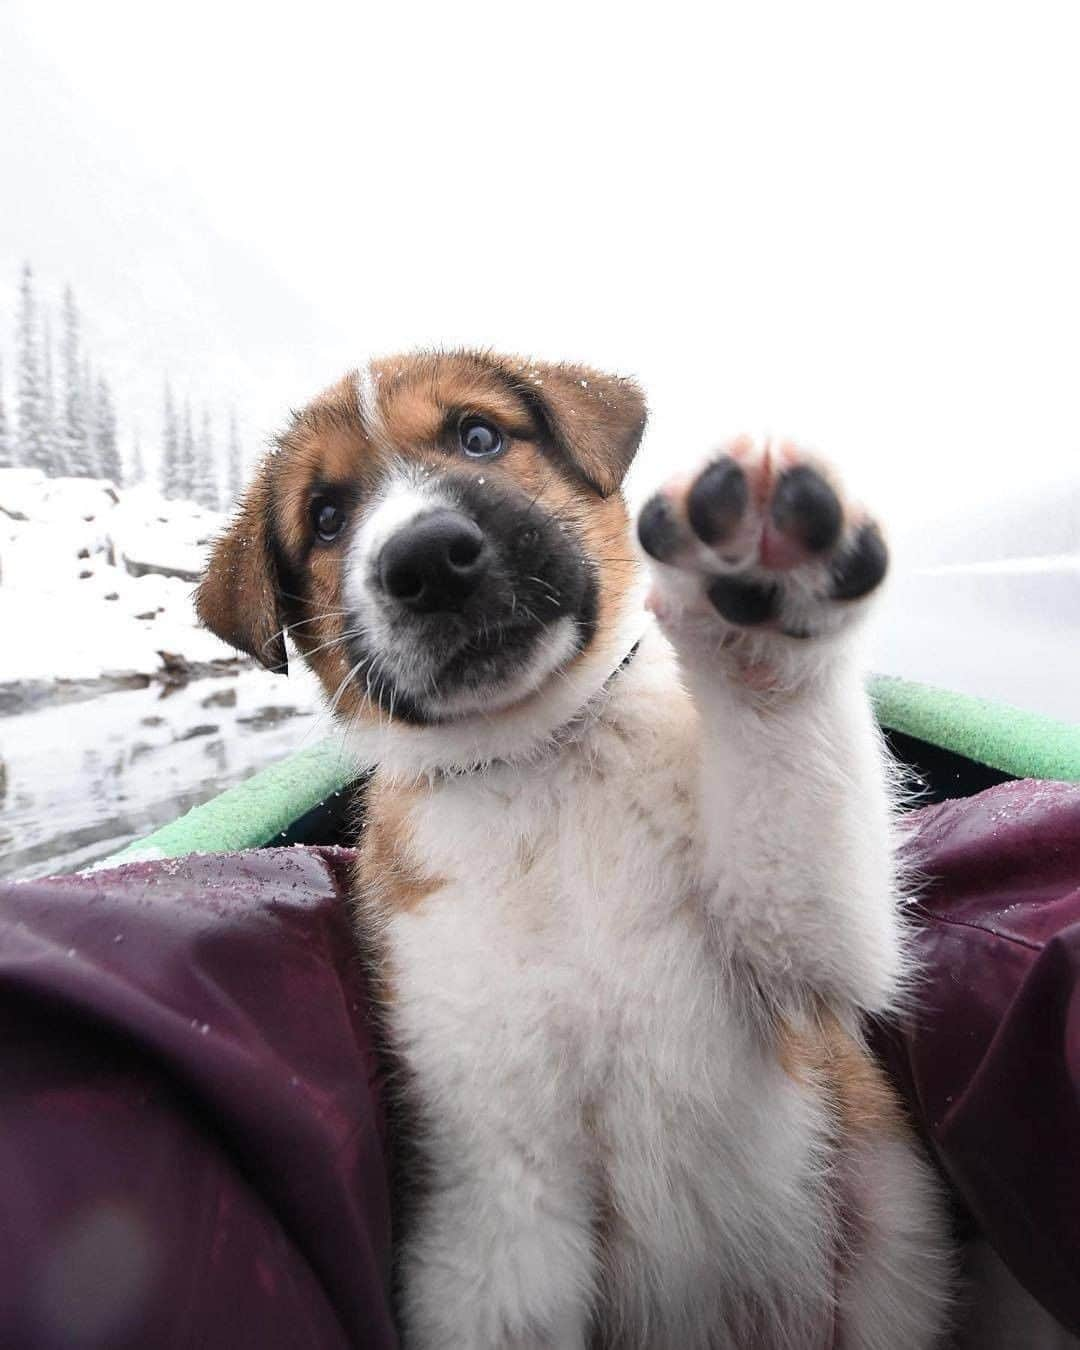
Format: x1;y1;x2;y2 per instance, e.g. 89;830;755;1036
180;399;196;500
0;355;13;469
15;262;48;472
161;378;181;497
193;406;219;510
40;311;65;475
130;424;146;486
94;375;122;485
81;354;101;477
226;406;243;503
61;286;92;475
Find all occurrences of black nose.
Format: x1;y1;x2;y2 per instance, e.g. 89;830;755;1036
378;509;490;613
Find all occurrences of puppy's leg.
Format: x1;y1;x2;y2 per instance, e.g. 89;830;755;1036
783;1015;955;1349
639;443;953;1342
637;438;901;1013
837;1131;955;1349
399;1112;596;1349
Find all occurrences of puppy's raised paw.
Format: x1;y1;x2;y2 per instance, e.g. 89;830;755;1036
638;438;887;657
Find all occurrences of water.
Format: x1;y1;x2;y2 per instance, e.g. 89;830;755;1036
0;668;324;881
869;563;1079;724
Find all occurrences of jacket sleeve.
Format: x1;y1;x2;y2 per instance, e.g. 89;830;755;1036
0;846;397;1350
873;779;1080;1337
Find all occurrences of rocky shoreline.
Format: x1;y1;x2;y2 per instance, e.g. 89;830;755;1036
0;653;250;716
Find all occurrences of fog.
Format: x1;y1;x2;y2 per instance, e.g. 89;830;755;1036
4;0;1079;533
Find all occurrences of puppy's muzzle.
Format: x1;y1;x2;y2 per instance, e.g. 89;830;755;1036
378;509;491;615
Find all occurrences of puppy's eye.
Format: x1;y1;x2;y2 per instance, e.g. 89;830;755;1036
311;497;345;543
459;417;503;459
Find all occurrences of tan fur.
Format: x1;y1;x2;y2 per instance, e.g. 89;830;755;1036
776;1006;907;1141
356;778;446;919
195;468;288;671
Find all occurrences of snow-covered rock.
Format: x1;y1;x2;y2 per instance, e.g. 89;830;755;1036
111;483;221;583
0;468;242;700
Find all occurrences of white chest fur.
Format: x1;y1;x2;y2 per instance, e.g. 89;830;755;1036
374;635;867;1348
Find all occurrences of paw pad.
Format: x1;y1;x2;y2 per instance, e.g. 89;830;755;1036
706;575;780;625
637;495;682;563
687;457;749;546
770;466;842;556
829;522;888;600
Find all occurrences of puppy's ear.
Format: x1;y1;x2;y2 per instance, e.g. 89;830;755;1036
512;360;648;497
196;468;288;674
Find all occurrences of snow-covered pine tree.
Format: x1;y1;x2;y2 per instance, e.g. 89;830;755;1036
130;424;146;485
81;354;101;477
193;406;219;510
0;355;13;469
180;399;196;501
40;311;65;476
62;286;92;476
95;375;122;485
226;406;243;504
15;262;48;472
161;378;181;497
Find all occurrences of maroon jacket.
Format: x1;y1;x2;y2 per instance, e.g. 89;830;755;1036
2;780;1079;1347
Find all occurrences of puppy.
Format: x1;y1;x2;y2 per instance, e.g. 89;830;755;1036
198;351;953;1349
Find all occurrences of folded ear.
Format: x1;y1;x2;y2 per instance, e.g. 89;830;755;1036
511;359;648;497
195;469;288;674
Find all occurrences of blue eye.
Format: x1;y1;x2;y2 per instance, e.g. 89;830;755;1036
460;417;503;459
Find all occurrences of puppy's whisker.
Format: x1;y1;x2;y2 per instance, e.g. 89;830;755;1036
526;575;559;595
277;588;339;610
260;610;353;653
286;610;352;629
298;627;366;660
327;656;369;719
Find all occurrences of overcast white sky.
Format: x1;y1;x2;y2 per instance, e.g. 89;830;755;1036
3;0;1079;544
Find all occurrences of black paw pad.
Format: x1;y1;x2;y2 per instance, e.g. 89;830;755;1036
829;522;888;600
706;575;779;625
637;494;682;561
687;457;749;545
771;466;842;554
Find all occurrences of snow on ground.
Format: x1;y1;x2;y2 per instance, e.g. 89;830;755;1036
0;468;330;879
0;467;235;687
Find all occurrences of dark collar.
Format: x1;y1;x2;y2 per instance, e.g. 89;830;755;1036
611;639;641;682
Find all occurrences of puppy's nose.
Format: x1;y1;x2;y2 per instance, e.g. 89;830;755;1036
378;510;490;613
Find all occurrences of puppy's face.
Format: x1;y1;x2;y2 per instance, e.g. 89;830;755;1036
197;351;647;731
